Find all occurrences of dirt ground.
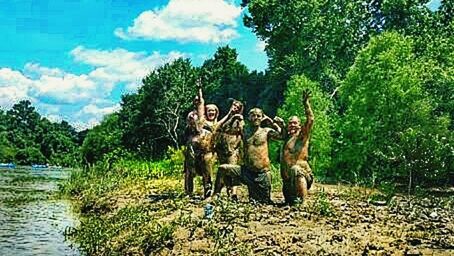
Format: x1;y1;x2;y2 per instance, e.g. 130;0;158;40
151;183;454;256
72;177;454;256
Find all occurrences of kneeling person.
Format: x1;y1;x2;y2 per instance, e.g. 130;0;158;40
218;108;284;204
281;90;314;205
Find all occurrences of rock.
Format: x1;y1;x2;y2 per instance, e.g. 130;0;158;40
370;200;387;206
405;248;421;256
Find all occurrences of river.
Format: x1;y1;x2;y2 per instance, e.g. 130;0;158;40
0;167;79;255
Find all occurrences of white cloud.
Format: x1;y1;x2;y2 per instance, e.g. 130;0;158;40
71;46;184;88
79;103;121;117
71;118;100;131
256;40;267;52
0;47;185;129
0;68;33;107
46;114;63;123
24;63;65;78
115;0;242;43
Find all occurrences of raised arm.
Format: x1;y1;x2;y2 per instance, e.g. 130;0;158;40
217;109;233;129
302;89;314;135
193;80;205;131
196;81;205;121
262;115;285;140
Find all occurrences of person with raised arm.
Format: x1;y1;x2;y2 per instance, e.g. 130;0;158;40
280;89;314;205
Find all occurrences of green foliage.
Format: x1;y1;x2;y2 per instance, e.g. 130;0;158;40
306;189;334;217
0;131;16;162
15;147;46;165
112;147;184;179
65;205;177;255
0;100;81;166
242;0;444;95
278;75;334;177
201;46;250;113
81;113;123;166
336;32;452;187
117;58;198;158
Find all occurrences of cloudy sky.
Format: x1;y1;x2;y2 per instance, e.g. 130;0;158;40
0;0;268;130
0;0;442;130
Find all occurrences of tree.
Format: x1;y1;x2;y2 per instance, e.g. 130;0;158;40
7;100;41;148
336;32;452;188
241;0;443;97
118;58;199;158
81;114;123;165
201;46;249;114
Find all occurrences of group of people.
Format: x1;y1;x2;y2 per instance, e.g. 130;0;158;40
183;83;314;205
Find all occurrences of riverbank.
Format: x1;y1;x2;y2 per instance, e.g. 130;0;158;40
62;163;454;255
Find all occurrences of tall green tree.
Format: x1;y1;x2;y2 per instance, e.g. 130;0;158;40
336;32;452;187
241;0;443;96
201;46;249;113
119;58;198;158
81;113;123;165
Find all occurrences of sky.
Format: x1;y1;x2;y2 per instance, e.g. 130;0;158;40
0;0;442;131
0;0;268;130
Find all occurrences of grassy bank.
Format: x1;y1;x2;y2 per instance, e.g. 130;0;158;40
61;155;454;255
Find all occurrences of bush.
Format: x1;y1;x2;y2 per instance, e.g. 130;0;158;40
336;32;452;188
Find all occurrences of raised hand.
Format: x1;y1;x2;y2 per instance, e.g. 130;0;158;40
196;78;203;90
273;116;285;126
232;114;243;121
260;115;273;127
302;89;311;103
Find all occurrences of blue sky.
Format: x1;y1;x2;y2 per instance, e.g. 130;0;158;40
0;0;268;130
0;0;442;130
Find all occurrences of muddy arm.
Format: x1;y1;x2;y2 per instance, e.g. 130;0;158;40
194;82;205;131
302;90;314;136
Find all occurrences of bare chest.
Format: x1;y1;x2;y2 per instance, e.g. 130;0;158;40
246;129;268;147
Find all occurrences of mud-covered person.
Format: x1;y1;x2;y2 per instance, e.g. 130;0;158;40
280;89;314;205
184;85;218;199
217;108;284;204
213;99;245;200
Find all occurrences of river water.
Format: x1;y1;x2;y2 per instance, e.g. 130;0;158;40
0;167;79;255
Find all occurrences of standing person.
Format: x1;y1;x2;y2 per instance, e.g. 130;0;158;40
217;108;284;204
183;83;233;198
280;89;314;205
213;99;244;200
184;85;217;199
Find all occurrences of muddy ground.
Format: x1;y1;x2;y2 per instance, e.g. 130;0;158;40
70;178;454;256
143;181;454;255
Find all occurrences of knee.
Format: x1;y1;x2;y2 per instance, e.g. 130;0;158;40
290;165;302;173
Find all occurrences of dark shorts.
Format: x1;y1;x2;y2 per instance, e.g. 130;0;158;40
185;149;214;177
282;161;313;204
219;164;272;204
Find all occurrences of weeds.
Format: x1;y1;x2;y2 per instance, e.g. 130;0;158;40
306;189;335;217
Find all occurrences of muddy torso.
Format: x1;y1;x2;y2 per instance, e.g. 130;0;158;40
216;119;243;164
282;132;309;171
245;127;271;171
188;128;214;155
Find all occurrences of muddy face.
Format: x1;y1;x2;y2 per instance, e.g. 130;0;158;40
287;116;301;136
230;101;243;114
187;111;198;129
206;106;218;121
248;108;263;127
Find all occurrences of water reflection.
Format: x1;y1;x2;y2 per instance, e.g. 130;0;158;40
0;167;79;256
